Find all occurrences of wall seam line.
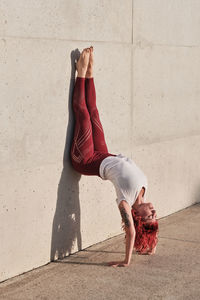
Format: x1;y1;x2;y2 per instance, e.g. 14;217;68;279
1;35;200;49
131;0;134;158
133;132;200;147
0;35;132;45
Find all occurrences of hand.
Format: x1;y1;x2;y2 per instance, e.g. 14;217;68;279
136;246;156;255
107;260;130;267
148;246;156;255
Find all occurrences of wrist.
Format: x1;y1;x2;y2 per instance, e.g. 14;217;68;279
124;258;130;265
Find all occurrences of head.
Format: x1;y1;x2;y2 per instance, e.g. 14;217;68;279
131;205;158;255
134;202;157;222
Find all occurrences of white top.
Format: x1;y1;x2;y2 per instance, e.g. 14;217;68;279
99;154;148;207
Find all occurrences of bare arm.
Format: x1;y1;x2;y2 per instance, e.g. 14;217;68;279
120;201;135;265
108;200;135;267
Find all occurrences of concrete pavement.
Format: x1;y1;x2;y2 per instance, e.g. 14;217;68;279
0;203;200;300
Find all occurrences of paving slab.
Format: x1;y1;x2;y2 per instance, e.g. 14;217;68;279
0;203;200;300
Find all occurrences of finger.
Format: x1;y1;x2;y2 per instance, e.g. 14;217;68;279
108;263;117;267
152;210;157;218
107;262;116;266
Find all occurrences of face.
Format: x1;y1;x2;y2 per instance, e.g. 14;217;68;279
135;202;157;222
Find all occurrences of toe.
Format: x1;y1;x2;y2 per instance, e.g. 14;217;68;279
82;48;88;55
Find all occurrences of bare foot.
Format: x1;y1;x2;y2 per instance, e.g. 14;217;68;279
76;48;90;78
86;46;94;78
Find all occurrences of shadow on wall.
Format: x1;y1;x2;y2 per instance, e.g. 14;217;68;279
195;185;200;203
50;49;82;261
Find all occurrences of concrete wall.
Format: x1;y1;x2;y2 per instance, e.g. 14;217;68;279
0;0;199;282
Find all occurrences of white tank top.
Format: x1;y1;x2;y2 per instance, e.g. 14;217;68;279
99;154;148;207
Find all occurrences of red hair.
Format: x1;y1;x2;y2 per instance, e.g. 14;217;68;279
131;209;158;254
122;209;159;255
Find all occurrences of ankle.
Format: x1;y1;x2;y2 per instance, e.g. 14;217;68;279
85;74;93;78
77;69;86;78
85;70;93;78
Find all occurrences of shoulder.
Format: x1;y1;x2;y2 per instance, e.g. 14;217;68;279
118;200;131;210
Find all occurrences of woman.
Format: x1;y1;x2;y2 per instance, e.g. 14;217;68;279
70;47;158;267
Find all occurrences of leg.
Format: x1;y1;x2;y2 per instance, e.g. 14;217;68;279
85;47;108;152
71;77;94;165
71;48;94;166
71;47;115;177
85;78;108;153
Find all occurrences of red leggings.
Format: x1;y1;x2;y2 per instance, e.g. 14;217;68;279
70;77;115;176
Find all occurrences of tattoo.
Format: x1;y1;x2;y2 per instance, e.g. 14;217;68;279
120;208;130;228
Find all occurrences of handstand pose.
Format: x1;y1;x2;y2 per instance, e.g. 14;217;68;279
71;47;158;267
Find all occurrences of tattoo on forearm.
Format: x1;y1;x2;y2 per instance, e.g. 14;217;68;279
120;208;130;228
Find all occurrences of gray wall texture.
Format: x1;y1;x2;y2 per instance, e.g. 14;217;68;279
1;0;200;282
